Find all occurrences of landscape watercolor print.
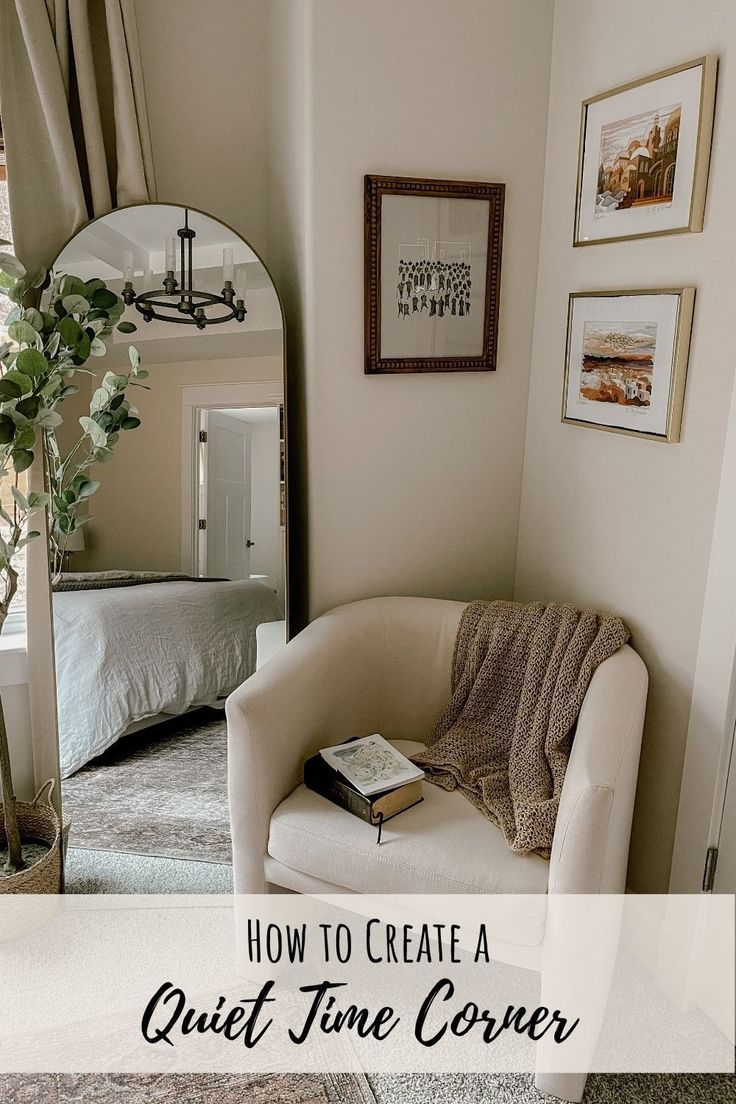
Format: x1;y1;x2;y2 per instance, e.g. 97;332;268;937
579;321;656;408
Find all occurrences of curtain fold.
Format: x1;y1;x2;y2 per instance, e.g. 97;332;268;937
0;0;156;273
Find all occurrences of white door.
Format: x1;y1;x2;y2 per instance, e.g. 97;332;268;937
204;411;253;580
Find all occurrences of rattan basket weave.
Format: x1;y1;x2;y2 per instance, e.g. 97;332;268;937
0;780;63;894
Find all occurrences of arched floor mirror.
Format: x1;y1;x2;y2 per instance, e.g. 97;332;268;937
43;203;287;892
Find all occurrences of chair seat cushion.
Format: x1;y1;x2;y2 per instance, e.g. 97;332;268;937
268;740;550;898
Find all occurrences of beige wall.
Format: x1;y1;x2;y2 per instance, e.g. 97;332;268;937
134;0;269;258
514;0;736;891
268;0;554;620
71;356;282;574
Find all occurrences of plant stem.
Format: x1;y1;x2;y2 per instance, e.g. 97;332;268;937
0;566;23;873
0;696;23;873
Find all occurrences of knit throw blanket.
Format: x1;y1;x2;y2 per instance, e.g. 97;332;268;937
412;600;630;856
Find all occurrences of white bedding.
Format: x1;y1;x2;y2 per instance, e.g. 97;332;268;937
53;579;282;777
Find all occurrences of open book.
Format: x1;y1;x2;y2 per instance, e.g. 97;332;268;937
319;733;424;796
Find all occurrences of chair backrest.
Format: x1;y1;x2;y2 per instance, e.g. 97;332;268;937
364;596;467;742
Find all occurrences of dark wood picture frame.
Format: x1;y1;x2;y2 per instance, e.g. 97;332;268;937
364;174;504;374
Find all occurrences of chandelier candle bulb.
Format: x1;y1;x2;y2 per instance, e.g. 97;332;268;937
235;267;247;302
165;236;176;274
122;249;134;283
223;247;235;284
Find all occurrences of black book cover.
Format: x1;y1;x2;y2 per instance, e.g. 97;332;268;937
303;753;376;823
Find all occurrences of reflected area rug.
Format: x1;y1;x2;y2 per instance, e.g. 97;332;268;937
62;708;231;865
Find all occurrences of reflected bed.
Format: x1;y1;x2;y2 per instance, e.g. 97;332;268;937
52;573;282;777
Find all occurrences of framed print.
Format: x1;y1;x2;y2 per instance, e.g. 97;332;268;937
364;175;504;374
574;56;717;246
562;289;695;442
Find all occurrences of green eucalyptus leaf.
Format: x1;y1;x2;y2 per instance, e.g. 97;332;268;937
116;321;137;334
15;347;48;377
90;337;107;357
23;307;45;332
85;278;105;293
91;287;119;310
11;448;34;473
128;345;141;369
28;491;50;508
0;378;22;402
10;485;29;512
3;370;33;394
77;478;100;499
58;316;84;348
60;275;87;298
16;531;41;552
0;414;15;443
13;425;36;450
93;446;114;463
62;294;90;314
73;331;91;362
36;408;63;429
15;397;41;420
79;415;107;447
8;319;40;346
121;416;141;430
90;387;108;414
0;252;25;279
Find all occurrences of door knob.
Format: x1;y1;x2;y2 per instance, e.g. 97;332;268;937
246;540;255;548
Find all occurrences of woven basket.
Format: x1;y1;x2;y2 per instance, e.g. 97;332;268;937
0;780;63;894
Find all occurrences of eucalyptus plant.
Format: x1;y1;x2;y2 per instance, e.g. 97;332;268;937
0;247;147;875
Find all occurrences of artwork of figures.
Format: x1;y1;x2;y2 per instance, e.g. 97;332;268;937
574;57;717;246
365;175;504;373
396;254;472;322
563;291;695;442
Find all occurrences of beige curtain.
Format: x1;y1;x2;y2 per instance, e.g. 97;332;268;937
0;0;157;273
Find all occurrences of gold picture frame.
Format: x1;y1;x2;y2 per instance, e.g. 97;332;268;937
562;288;695;443
573;56;718;247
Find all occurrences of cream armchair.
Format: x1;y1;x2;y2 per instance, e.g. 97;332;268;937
226;597;648;1101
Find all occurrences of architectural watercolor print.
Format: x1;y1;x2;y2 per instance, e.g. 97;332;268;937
574;57;717;246
364;175;504;373
562;290;695;442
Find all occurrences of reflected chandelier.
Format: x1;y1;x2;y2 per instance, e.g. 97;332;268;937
121;209;247;331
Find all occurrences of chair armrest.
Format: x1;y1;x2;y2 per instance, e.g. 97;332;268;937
226;602;385;892
548;644;648;894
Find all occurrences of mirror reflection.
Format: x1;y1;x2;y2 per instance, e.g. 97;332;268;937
44;204;285;875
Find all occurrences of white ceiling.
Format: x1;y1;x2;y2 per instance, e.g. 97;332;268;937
58;204;259;277
51;203;283;367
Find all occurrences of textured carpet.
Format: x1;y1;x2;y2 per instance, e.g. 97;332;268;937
0;1072;376;1103
64;847;233;894
62;709;231;864
370;1072;736;1103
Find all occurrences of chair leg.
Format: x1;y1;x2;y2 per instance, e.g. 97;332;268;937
534;895;623;1102
534;1069;588;1102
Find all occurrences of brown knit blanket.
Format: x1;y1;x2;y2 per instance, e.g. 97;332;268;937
412;600;630;856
